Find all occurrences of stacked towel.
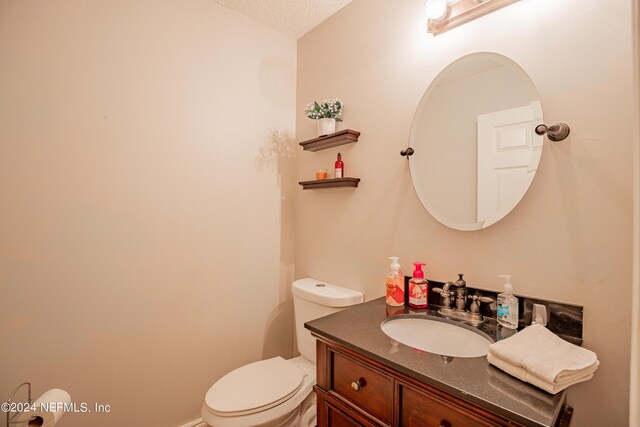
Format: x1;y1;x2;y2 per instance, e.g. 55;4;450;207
487;324;599;394
487;366;557;419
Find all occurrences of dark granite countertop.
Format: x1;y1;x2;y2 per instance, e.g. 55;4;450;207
305;297;567;427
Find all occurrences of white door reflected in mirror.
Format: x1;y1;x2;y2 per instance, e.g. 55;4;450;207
408;52;544;231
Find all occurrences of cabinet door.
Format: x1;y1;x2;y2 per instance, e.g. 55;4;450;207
327;402;366;427
316;387;379;427
399;383;501;427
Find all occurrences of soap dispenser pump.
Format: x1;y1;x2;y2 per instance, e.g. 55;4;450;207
497;274;519;329
408;262;428;309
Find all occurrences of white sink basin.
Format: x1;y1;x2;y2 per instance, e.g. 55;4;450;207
381;316;492;358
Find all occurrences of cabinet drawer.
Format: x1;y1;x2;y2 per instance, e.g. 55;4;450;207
331;350;394;424
400;383;500;427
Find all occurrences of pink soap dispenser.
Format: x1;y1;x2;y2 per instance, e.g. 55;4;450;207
408;262;428;309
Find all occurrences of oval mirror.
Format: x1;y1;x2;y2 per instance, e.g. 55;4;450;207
408;52;543;231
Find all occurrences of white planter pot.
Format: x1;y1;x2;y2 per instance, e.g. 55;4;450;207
318;118;336;137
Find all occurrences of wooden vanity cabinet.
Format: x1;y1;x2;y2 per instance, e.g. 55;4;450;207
314;338;527;427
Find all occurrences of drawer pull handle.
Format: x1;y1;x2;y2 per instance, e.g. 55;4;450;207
438;421;451;427
351;379;364;391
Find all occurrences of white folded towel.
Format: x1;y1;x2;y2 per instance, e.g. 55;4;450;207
487;365;557;417
487;353;596;395
488;324;598;384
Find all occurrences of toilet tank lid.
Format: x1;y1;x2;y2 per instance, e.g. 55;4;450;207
292;278;364;307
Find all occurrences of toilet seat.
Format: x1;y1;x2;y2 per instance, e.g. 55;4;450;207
205;357;304;417
202;356;316;427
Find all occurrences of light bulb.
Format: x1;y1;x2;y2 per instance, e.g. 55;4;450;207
425;0;450;21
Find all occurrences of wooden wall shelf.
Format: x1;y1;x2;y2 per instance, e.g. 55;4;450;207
299;178;360;190
299;129;361;152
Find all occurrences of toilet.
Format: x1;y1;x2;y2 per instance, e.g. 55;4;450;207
201;278;364;427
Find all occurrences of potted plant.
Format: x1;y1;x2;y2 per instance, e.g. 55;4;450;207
304;98;344;136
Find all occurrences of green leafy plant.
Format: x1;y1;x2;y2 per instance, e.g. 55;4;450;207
304;98;343;121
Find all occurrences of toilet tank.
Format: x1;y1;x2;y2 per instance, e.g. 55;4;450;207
292;278;364;362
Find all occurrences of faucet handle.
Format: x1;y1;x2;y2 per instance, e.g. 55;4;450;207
432;287;453;310
467;295;493;314
468;295;493;302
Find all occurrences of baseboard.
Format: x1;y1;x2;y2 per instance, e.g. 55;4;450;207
178;418;206;427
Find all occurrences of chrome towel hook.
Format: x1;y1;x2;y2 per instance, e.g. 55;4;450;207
535;122;571;142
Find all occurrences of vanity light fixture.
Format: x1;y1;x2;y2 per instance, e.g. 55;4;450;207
424;0;451;22
426;0;520;36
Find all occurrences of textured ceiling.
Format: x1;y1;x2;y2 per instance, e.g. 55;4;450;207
215;0;354;39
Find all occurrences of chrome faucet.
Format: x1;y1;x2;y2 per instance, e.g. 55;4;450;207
432;274;493;326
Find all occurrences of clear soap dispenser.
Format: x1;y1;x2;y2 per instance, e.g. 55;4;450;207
497;274;519;329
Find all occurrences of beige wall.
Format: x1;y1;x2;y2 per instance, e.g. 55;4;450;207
631;0;639;423
0;1;296;426
296;0;633;425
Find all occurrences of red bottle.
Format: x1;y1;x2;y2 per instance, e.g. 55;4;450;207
334;152;344;178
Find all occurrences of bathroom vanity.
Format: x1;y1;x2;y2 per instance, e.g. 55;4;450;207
305;298;574;427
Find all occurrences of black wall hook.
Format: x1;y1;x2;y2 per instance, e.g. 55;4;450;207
535;122;570;142
400;147;414;157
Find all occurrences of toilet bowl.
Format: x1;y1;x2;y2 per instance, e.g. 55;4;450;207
201;278;363;427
